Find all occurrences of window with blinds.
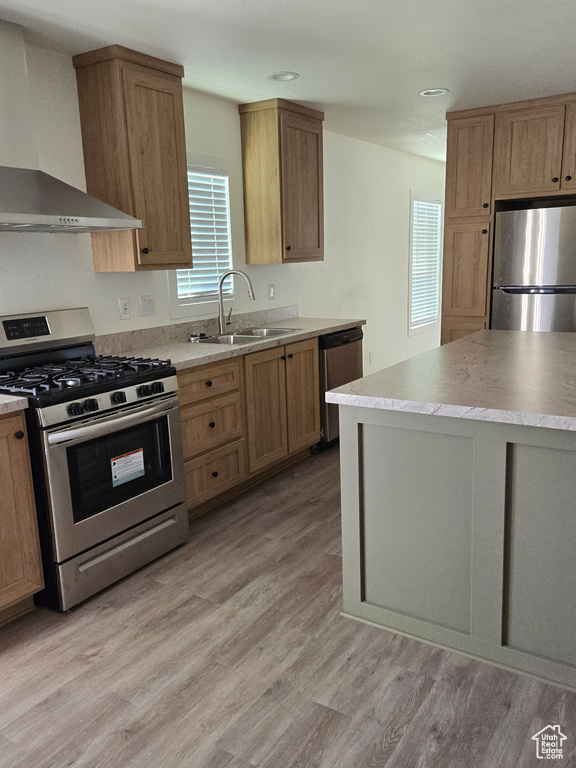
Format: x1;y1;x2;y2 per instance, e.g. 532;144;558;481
176;166;233;304
409;197;442;332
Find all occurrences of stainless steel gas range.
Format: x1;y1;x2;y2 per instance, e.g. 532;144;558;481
0;307;188;610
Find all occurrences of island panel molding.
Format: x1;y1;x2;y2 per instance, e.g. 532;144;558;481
338;404;576;692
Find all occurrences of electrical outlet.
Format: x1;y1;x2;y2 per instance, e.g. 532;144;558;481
368;351;374;365
118;297;130;320
139;295;155;317
268;284;275;300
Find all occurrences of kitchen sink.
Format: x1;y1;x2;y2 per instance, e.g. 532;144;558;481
191;334;256;345
234;327;302;336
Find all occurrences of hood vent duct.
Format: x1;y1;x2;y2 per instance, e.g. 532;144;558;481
0;21;142;234
0;166;142;233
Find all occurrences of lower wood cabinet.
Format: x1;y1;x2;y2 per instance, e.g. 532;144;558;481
285;339;321;453
179;338;321;510
180;392;243;460
185;440;246;507
441;317;487;345
245;338;320;474
0;411;43;613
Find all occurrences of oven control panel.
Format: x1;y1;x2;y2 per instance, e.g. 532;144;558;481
3;316;50;340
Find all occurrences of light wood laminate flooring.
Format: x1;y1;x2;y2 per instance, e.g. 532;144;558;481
0;448;574;767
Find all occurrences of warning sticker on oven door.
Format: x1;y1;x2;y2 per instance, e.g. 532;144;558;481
111;448;145;487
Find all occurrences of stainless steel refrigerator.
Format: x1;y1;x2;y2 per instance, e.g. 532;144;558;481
492;204;576;331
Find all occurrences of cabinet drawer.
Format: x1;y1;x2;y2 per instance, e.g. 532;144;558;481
178;360;241;405
181;392;243;459
185;440;246;507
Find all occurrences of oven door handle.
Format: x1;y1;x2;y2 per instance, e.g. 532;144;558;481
46;398;178;446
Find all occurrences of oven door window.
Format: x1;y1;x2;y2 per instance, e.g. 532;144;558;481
67;417;172;523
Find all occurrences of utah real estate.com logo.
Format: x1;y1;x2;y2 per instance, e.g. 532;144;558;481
532;725;567;760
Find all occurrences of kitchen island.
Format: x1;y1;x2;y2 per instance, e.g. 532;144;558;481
327;330;576;692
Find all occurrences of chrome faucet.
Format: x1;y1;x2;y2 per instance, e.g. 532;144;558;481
218;270;256;334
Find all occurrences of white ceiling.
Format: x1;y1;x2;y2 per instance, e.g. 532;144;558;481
1;0;576;162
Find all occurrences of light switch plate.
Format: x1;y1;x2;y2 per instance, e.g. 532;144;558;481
139;295;155;317
118;297;130;320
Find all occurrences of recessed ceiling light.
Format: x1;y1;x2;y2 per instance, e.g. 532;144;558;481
419;88;449;97
267;71;300;82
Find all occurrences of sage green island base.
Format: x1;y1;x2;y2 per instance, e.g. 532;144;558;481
328;331;576;693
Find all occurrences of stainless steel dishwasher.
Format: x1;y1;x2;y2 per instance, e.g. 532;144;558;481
314;327;363;451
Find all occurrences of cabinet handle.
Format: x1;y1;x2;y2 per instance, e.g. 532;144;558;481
285;246;291;251
14;431;24;440
483;203;488;208
141;247;150;254
209;421;216;428
566;176;573;181
482;229;488;234
212;471;219;478
281;355;286;361
552;177;559;183
288;353;294;358
205;380;213;387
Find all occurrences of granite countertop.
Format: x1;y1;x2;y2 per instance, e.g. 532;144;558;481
0;394;28;417
102;317;365;371
327;330;576;432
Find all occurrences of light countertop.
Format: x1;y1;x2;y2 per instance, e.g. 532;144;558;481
0;394;28;417
326;330;576;432
106;317;365;371
0;317;365;417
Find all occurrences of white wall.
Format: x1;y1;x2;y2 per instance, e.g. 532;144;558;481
0;40;444;372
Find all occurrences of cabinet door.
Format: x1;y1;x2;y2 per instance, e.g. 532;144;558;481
445;115;494;217
244;347;288;473
561;102;576;191
280;112;324;262
285;339;321;453
441;317;486;345
123;67;192;268
0;413;43;610
443;221;490;316
493;106;565;195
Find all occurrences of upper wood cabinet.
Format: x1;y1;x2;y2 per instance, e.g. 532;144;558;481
239;99;324;264
493;105;566;196
445;115;494;217
561;103;576;191
0;412;43;613
73;46;192;272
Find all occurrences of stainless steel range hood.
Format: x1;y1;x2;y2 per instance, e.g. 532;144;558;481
0;166;142;233
0;21;142;234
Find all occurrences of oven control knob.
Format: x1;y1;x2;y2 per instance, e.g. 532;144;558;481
68;402;84;416
84;399;99;412
111;391;127;405
138;384;153;398
151;381;165;394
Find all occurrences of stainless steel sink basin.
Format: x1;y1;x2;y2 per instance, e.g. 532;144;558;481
191;334;256;345
234;327;302;337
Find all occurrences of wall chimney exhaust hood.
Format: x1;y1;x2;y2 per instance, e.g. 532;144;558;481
0;21;142;234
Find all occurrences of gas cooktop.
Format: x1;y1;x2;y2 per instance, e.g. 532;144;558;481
0;354;176;406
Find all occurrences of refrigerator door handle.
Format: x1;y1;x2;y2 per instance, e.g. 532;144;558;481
496;286;576;295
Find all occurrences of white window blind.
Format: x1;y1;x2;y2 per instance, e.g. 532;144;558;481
176;166;233;304
409;197;442;332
